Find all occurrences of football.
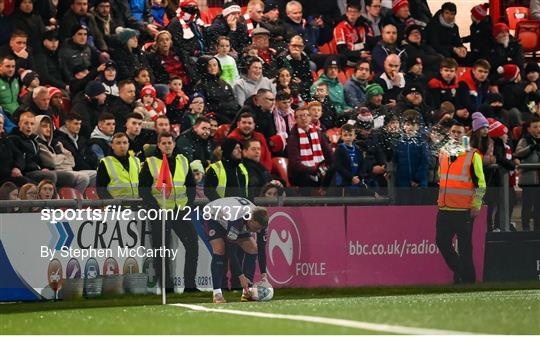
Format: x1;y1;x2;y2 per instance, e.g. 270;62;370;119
249;280;274;301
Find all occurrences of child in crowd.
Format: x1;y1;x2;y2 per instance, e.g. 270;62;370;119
260;181;286;198
313;82;337;129
165;77;189;125
427;57;459;108
436;101;456;129
18;183;39;212
393;110;429;205
19;70;40;101
180;93;205;132
100;61;119;96
190;160;206;199
37;179;57;200
332;123;370;196
308;101;324;131
0;181;19;201
215;36;239;86
137;84;166;129
134;67;153;94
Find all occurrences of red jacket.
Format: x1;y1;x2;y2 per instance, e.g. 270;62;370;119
227;128;273;172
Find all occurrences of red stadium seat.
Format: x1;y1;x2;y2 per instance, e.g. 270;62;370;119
516;20;540;56
271;157;290;187
311;70;318;81
345;67;355;79
201;7;222;25
319;40;337;54
326;128;341;144
337;71;348;84
58;187;84;200
214;123;231;146
85;186;99;200
506;6;529;30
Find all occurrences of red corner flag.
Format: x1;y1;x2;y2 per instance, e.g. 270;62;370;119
156;153;172;199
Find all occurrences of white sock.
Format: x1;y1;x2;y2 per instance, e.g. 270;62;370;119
213;289;222;296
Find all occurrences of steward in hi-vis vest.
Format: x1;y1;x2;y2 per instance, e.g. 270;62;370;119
138;131;199;292
435;122;486;285
204;138;250;201
96;132;141;199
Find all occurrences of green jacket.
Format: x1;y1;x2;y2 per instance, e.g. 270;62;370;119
310;73;351;114
0;76;20;115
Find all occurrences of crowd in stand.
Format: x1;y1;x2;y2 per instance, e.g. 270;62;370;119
0;0;539;232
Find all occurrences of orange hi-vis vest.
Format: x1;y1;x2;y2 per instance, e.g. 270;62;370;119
438;149;480;209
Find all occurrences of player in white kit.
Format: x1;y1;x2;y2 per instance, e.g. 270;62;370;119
204;197;269;304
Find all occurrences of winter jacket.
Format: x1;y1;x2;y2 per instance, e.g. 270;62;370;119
59;10;108;51
455;69;489;112
394;94;434;126
487;37;525;82
58;39;100;82
234;96;277;146
175;128;213;167
310;74;351;114
109;40;149;81
146;47;199;86
514;135;540;186
424;10;464;57
35;115;76;171
167;16;207;58
33;47;68;90
10;9;47;52
88;126;113;161
54;126;98;170
275;51;313;100
260;17;297;51
0;76;21;116
286;126;333;182
403;41;442;79
332;142;368;186
71;92;108;139
107;96;138;132
427;74;458;109
0;45;35;75
7;128;43;173
283;16;320;55
464;17;493;60
207;15;250;53
393;134;429;187
371;42;407;75
242;157;272;198
227;128;273;172
234;75;275;107
344;76;369;108
0;136;22;180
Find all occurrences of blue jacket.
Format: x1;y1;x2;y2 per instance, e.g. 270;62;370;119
393;134;429;187
344;77;368;108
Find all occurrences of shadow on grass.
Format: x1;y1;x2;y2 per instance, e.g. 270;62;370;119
1;282;539;315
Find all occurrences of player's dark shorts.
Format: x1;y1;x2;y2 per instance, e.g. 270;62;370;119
205;220;252;241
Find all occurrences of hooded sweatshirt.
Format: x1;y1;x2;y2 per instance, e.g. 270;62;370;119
233;74;275;107
35;115;76;171
88;126;113;161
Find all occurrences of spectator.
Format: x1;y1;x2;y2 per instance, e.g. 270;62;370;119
361;83;390;118
531;0;540;20
300;0;342;45
59;0;108;52
271;90;295;155
69;62;106;98
18;86;53;120
179;93;205;133
124;112;149;159
137;84;166;129
241;0;264;37
283;1;320;57
19;70;40;103
310;56;351;114
207;2;250;54
35;114;94;192
524;63;540;118
110;27;149;81
88;112;115;161
235;88;277;147
251;27;279;78
333;3;373;67
374;54;407;104
69;81;107;139
37;179;57;200
464;3;492;61
146;30;198;88
260;1;295;51
96;132;141;199
55;112;99;171
0;0;12;47
393;110;429;204
241;138;272;198
309;100;325;131
193;55;240;124
92;0;122;39
497;64;530;123
260;181;285;198
167;0;206;58
380;0;414;44
0;54;20;117
275;35;313;101
344;60;372;109
10;0;47;52
108;80;137;132
362;0;382;38
234;57;275;106
287;107;333;192
456;58;490;116
190;159;206;199
34;31;68;92
0;114;31;186
408;0;432;25
164;77;189;125
395;83;434;125
228;112;272;171
0;181;19;201
488;23;525;82
176;116;212;167
425;2;467;64
0;30;35;75
514;116;540;231
312;82;338;128
7;111;58;184
18;182;39;211
214;36;240;87
98;60;119;97
204;138;249;200
402;24;442;80
427;57;459;109
133;67;152;94
371;24;406;75
273;67;303;108
57;25;101;82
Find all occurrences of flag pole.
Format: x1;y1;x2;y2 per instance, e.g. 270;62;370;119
161;186;166;305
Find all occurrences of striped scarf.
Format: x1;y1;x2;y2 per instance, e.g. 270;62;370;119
243;13;255;36
176;9;204;39
298;126;324;168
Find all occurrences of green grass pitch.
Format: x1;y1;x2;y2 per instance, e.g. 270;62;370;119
1;284;539;334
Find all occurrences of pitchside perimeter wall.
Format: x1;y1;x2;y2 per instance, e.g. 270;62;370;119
0;206;487;301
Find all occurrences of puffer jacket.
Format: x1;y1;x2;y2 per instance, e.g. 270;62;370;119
393;134;430;187
7;128;42;173
0;75;20;115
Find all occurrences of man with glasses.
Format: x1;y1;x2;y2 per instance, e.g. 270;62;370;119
287;107;333;194
362;0;382;37
276;35;314;100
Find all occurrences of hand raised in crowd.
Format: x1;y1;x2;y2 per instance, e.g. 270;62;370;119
372;165;386;175
146;24;160;37
525;82;538;93
226;14;238;31
386;99;397;108
11;168;22;177
97;63;107;72
99;52;110;63
13;47;28;59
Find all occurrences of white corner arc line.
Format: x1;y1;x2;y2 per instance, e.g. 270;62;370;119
170;303;474;335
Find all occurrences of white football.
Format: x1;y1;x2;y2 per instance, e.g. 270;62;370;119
250;281;274;301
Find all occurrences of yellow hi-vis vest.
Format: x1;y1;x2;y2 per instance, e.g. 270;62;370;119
206;161;249;198
146;155;189;209
102;155;141;198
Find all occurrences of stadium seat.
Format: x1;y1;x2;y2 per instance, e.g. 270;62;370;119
337;71;348;84
516;20;540;58
60;97;71;115
58;187;84;200
271;157;290;187
319;40;337;54
214;124;231;146
201;7;222;25
506;6;529;30
84;186;99;200
326;128;341;144
345;67;355;79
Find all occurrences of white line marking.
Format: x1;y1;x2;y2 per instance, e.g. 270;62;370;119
171;303;474;335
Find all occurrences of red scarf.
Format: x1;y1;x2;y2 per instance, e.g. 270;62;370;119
176;9;204;39
298;126;324;168
243;13;256;36
459;69;479;96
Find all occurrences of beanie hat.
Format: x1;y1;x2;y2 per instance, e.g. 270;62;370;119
497;64;520;82
180;0;197;7
141;84;156;98
488;118;508;138
323;55;341;72
356;107;374;130
365;84;384;99
71;24;88;37
85;81;106;97
492;22;509;38
471;3;489;21
402;83;423;97
190;92;205;103
190;159;204;173
264;0;279;13
104;60;117;70
525;62;540;74
392;0;409;14
21;70;39;87
221;138;242;160
472;112;489;131
72;63;89;75
116;27;139;45
43;30;59;41
486;92;504;104
404;24;422;38
222;1;241;17
48;87;62;99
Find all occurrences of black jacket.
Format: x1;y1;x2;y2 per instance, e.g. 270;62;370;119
243;158;272;199
10;9;47;52
54;128;98;170
167;17;207;58
487;37;525;83
7;128;42;173
234;96;276;145
276;51;314;100
34;47;68;90
59;10;108;51
107;96;137;132
71;92;108;139
175;128;212;167
57;39;100;82
424;10;464;57
146;48;199;85
0;136;23;179
207;15;250;53
109;40;149;81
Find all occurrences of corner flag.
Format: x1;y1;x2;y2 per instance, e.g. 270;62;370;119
156;153;172;198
